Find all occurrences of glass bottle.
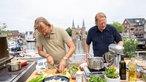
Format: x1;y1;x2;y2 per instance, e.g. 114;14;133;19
76;71;83;82
119;55;126;80
128;57;137;82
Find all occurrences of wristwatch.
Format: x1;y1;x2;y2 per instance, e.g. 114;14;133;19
63;56;68;60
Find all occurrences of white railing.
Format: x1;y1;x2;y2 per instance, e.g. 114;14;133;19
136;51;146;57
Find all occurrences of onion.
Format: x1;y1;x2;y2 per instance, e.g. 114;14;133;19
71;74;76;79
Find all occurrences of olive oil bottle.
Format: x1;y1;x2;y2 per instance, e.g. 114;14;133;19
119;55;126;80
128;57;137;82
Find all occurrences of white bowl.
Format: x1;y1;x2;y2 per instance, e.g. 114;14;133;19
104;75;120;82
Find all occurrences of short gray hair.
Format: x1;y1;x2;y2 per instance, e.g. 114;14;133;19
95;12;106;22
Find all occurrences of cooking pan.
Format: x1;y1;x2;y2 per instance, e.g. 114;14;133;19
87;57;104;70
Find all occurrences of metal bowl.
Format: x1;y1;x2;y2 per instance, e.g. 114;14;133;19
43;75;69;82
104;52;115;64
87;57;104;70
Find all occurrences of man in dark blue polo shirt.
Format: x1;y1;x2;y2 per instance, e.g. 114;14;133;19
86;12;123;60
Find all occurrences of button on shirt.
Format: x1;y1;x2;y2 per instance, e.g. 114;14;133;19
86;24;122;57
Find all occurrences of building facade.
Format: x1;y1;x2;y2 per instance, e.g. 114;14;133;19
123;18;146;49
122;18;145;38
71;20;86;53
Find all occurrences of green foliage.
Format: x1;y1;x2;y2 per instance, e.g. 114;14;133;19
89;76;106;82
104;66;119;78
0;23;7;35
66;27;72;36
69;65;78;75
0;23;7;29
111;22;123;33
123;37;138;57
142;72;146;81
28;74;48;82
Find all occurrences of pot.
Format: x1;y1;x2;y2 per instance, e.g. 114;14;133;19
87;57;104;70
7;61;21;72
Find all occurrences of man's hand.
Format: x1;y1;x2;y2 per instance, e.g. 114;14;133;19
58;59;67;72
46;56;54;66
118;41;124;46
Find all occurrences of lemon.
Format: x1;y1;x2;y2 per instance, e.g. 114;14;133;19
65;72;71;79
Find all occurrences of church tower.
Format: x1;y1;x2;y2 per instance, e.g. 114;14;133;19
81;19;86;39
72;19;76;46
71;20;86;54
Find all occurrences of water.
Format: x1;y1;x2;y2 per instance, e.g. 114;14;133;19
75;39;85;54
23;41;94;62
23;42;37;53
23;39;94;54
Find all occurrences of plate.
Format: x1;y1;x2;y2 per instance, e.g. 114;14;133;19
43;75;69;82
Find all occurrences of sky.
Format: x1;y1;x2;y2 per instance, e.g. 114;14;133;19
0;0;146;33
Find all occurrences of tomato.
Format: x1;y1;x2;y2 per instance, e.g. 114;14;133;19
21;61;27;66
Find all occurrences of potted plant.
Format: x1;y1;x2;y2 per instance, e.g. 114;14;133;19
123;37;138;58
104;66;120;82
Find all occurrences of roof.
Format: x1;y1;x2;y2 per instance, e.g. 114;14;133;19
124;18;145;26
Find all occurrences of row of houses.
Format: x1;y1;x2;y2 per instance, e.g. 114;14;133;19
122;18;146;38
122;18;146;49
5;30;36;42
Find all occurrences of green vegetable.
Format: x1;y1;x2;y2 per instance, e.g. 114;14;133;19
142;73;146;81
28;74;48;82
69;65;78;75
89;75;106;82
104;66;118;78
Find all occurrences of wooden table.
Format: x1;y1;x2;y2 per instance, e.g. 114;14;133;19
26;69;76;82
26;58;145;82
120;74;144;82
26;69;144;82
120;58;144;82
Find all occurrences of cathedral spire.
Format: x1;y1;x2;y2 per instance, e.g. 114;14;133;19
72;19;75;28
82;19;85;28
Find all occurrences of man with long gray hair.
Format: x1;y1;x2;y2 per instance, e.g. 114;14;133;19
34;17;75;72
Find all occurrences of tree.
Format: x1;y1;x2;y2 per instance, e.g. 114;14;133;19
111;22;123;33
66;27;72;36
0;23;7;35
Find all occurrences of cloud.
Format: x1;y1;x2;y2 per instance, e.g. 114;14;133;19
0;0;146;32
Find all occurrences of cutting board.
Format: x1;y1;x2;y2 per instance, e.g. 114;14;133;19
26;69;76;82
